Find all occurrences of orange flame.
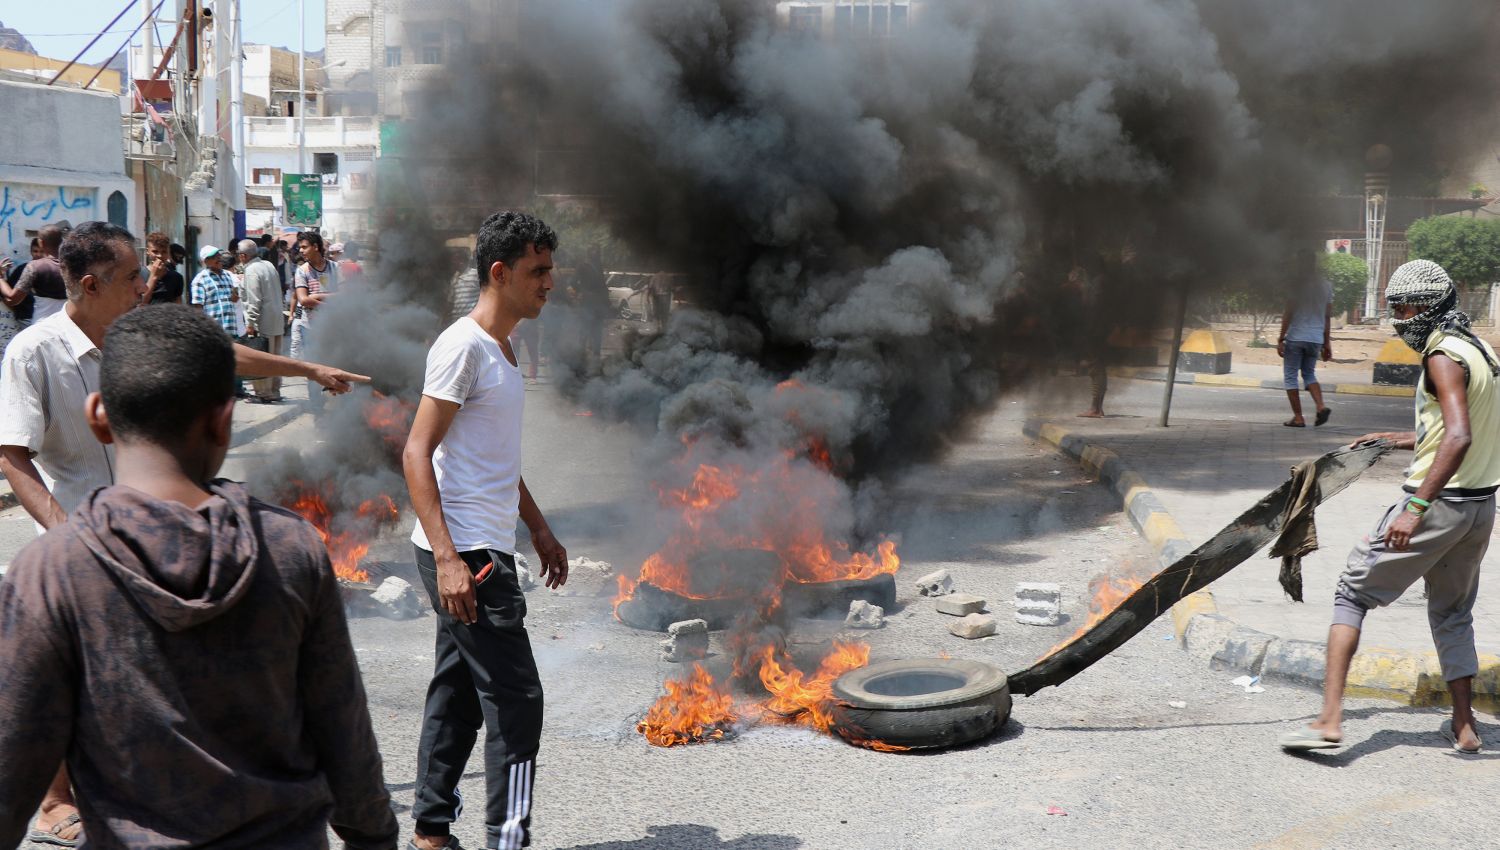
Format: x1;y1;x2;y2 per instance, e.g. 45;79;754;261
636;663;740;746
639;640;909;751
364;391;416;453
613;453;900;615
286;485;399;584
1043;571;1146;658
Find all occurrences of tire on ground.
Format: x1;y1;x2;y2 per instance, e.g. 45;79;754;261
830;658;1011;750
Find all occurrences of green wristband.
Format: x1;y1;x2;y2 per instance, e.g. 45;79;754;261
1408;496;1431;508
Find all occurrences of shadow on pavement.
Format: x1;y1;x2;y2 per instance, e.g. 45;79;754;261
558;825;801;850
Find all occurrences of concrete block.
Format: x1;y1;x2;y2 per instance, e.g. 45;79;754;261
1014;582;1062;626
1210;626;1275;675
844;599;885;629
515;553;538;591
660;619;710;662
1261;639;1328;689
948;613;998;640
1374;338;1422;386
916;569;955;597
667;618;708;636
1181;613;1237;666
1178;330;1232;375
369;576;423;620
935;593;987;616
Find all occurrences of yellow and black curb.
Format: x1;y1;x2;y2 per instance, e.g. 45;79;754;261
1108;366;1415;398
1023;418;1491;707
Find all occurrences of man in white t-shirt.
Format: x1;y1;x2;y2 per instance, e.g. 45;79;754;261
403;211;567;850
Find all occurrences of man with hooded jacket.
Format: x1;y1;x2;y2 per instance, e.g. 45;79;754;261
1280;259;1500;755
0;305;397;848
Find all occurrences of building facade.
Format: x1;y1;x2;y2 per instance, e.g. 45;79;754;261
244;115;379;241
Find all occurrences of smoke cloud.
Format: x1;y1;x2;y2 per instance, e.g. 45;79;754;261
258;1;1500;588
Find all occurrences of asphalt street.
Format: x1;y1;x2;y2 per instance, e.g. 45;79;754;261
4;379;1500;849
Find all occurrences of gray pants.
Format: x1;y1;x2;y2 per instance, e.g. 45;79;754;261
1334;495;1494;681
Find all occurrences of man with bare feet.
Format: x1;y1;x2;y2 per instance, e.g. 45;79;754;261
1280;260;1500;755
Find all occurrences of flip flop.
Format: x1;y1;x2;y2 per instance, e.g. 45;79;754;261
1315;407;1332;426
407;838;463;850
1441;718;1483;754
28;812;82;847
1278;725;1341;750
1283;419;1306;428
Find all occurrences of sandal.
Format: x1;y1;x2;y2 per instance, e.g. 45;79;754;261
1315;407;1332;426
28;812;82;847
1283;419;1305;428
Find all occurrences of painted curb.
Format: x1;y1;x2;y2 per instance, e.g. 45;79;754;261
1107;366;1415;398
1023;417;1480;706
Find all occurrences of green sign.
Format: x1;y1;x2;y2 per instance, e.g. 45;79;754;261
282;173;322;226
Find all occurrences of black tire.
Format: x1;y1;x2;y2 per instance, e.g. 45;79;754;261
830;658;1011;750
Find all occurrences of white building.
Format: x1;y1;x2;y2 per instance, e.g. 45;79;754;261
0;78;137;263
244;115;379;241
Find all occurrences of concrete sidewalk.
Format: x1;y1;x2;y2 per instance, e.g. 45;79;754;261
0;379;315;512
1027;376;1500;704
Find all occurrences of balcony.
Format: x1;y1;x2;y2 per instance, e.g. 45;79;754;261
244;115;380;150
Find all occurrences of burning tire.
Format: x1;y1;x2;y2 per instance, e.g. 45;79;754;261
829;658;1010;751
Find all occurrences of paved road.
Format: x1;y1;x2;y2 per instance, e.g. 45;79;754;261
1028;373;1500;657
6;380;1500;849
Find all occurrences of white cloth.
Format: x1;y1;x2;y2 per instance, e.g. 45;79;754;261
410;317;526;554
30;297;66;324
0;310;114;516
241;258;286;337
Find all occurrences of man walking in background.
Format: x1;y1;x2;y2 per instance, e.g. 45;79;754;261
237;239;286;403
13;223;71;324
0;305;397;848
1281;260;1500;755
1277;249;1333;428
403;211;570;850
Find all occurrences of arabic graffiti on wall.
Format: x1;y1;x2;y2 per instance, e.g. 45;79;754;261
0;183;97;258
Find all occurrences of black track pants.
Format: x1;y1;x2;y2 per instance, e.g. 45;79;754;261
412;546;543;850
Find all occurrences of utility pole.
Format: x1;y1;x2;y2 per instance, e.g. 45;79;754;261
298;0;307;175
231;0;245;207
141;0;155;80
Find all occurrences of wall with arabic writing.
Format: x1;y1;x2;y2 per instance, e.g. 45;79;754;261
0;183;97;259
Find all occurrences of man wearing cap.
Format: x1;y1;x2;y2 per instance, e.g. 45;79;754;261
191;246;244;397
1281;259;1500;755
237;239;286;403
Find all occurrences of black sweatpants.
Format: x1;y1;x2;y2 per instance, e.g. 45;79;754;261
413;546;543;850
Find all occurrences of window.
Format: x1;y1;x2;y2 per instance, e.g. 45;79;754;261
420;45;442;64
788;6;823;36
385;46;401;67
314;153;338;185
832;3;910;38
252;167;282;185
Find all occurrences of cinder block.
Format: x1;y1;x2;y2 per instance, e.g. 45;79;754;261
1182;613;1237;666
916;569;955;597
1014;582;1062;626
845;600;885;629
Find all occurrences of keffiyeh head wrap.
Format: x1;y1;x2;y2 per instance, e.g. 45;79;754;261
1386;260;1500;375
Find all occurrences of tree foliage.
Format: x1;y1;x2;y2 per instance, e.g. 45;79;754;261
1319;252;1368;316
1407;216;1500;287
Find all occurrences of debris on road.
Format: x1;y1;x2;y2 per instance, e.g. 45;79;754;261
934;593;987;616
1231;675;1265;694
844;599;885;629
569;556;613;576
1168;700;1187;709
1046;806;1069;816
660;618;710;662
1014;582;1063;626
948;613;998;639
916;569;955;597
515;553;539;591
369;576;423;620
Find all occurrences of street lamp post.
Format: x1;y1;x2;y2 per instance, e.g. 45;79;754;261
297;0;306;175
